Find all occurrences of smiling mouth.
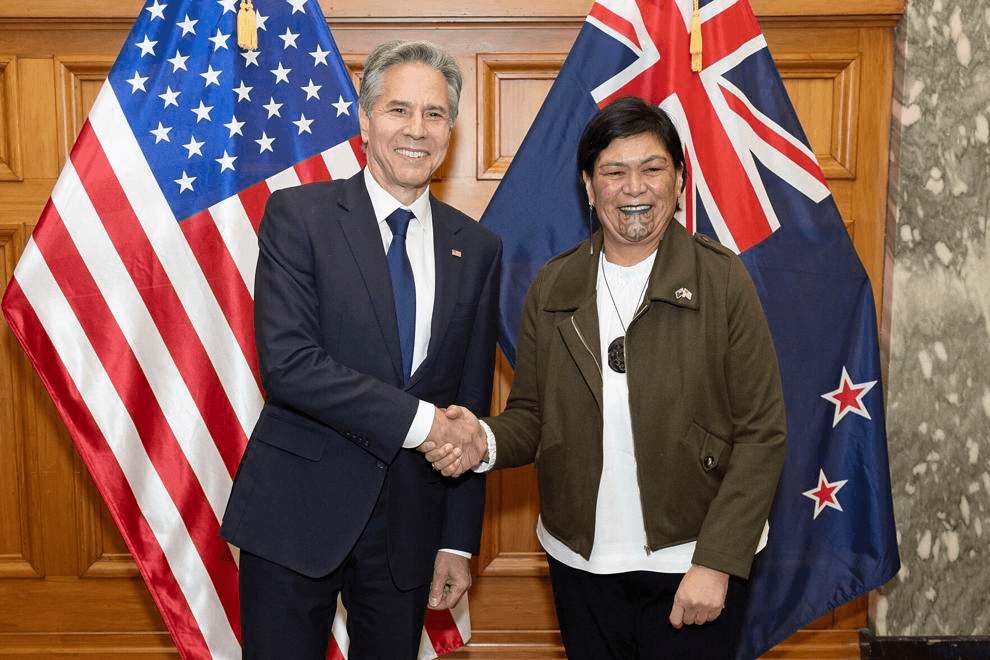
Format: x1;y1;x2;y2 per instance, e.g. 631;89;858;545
619;204;652;216
396;148;427;159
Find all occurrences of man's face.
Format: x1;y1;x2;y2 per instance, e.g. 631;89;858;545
359;61;452;205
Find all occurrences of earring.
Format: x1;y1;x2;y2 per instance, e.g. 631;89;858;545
587;203;595;255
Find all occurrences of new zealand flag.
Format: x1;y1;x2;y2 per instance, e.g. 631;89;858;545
479;0;900;656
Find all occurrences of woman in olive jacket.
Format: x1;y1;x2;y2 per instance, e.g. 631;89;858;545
437;96;787;659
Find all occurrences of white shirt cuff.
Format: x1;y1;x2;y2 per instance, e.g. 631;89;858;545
402;401;436;449
439;548;471;559
472;419;497;473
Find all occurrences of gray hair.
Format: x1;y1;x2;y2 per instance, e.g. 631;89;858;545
358;40;463;125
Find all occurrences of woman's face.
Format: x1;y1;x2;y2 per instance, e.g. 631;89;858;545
583;131;683;262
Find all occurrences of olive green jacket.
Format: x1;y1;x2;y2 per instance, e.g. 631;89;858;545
485;222;786;578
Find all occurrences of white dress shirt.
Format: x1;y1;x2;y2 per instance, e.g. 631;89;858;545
363;169;436;449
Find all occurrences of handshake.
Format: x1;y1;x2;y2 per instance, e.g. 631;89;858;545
418;405;487;478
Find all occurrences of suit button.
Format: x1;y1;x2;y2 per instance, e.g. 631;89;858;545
376;461;385;469
703;456;716;470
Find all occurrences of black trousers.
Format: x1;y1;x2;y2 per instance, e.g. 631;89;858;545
239;491;431;660
546;553;748;660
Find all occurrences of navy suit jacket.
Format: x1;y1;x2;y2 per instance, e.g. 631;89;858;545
220;172;501;589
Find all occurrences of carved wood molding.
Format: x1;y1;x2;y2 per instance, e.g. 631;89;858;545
341;53;365;87
0;632;178;657
77;451;141;578
479;551;548;576
0;224;23;295
0;0;906;21
54;56;115;169
476;50;862;181
775;52;860;179
759;629;862;659
0;56;23;182
446;631;565;659
0;628;862;658
478;464;548;577
0;223;41;579
476;53;566;180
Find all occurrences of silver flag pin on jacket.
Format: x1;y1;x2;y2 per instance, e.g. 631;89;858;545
675;287;692;301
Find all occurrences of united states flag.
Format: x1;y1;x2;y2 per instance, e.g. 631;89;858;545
479;0;899;657
0;0;466;657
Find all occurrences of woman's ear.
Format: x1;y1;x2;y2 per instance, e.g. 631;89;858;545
582;172;595;206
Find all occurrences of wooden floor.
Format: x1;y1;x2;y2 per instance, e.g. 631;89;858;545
444;627;864;659
0;627;862;659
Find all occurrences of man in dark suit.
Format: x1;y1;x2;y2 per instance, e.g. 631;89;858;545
220;40;499;659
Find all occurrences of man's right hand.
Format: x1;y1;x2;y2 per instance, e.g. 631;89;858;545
418;406;486;477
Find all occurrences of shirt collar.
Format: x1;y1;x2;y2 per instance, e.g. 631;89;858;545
364;168;432;226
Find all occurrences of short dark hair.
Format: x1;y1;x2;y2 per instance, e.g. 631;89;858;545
576;96;685;180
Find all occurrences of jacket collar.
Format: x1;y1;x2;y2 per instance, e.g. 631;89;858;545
545;221;701;313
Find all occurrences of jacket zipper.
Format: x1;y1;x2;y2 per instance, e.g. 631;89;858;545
622;299;655;557
629;300;650;327
570;316;602;377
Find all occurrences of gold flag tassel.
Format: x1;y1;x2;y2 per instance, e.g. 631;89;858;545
689;0;702;72
238;0;258;51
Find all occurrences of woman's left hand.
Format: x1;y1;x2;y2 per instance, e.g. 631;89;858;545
669;564;729;627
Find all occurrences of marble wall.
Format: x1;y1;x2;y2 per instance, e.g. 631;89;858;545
881;0;990;637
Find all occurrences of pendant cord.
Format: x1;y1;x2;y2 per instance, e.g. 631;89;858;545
600;253;650;335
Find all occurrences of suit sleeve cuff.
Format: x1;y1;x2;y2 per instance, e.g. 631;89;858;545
401;401;435;449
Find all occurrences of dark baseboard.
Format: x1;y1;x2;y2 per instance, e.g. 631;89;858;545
860;629;990;659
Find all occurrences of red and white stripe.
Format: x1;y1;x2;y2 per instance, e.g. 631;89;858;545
328;596;470;660
2;81;364;659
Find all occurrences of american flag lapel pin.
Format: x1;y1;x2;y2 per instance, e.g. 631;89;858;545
675;287;692;301
451;249;462;258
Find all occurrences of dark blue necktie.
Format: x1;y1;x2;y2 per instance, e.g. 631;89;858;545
385;208;416;382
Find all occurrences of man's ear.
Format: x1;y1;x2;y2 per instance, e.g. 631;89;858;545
358;107;370;144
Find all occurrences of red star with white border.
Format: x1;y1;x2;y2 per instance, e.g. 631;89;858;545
803;468;847;519
821;366;877;428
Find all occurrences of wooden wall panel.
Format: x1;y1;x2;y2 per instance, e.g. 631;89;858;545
764;22;895;313
0;56;24;181
476;53;564;179
0;1;902;657
55;57;116;169
778;54;859;180
0;222;39;581
77;458;139;579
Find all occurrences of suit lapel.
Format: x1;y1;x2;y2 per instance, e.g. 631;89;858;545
336;174;405;383
409;197;463;386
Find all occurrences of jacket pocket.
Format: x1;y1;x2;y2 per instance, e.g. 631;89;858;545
253;405;328;461
695;423;731;478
